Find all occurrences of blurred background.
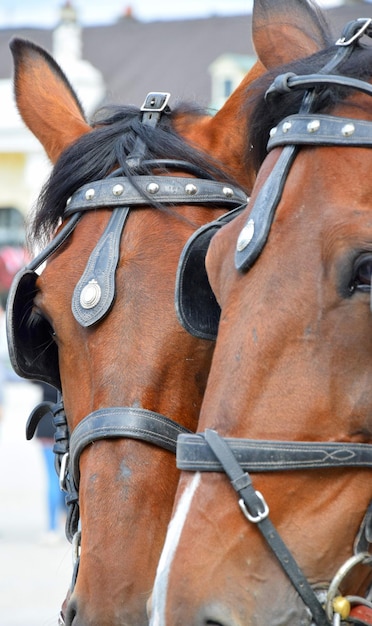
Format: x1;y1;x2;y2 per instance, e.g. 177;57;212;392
0;1;370;624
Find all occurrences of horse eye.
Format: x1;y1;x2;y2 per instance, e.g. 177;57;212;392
29;309;57;343
350;255;372;293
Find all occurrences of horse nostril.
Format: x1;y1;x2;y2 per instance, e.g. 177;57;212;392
58;609;66;625
64;600;77;626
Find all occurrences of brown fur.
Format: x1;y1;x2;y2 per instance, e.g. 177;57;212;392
152;3;372;625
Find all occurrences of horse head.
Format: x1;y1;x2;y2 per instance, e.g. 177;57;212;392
149;3;372;626
7;34;256;625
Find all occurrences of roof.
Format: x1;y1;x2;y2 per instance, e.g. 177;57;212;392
0;3;371;111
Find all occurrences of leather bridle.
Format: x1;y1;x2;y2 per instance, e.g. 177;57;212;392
6;92;247;605
176;19;372;626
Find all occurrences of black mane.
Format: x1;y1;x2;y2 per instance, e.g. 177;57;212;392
31;102;240;246
246;42;372;172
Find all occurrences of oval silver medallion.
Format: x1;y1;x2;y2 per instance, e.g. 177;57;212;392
236;219;255;252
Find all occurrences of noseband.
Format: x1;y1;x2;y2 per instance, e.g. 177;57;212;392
6;92;247;604
177;19;372;626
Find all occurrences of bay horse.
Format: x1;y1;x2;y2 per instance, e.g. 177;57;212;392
6;1;332;622
6;39;253;626
150;6;372;626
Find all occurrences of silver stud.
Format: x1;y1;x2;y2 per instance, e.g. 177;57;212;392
185;183;197;195
80;280;101;309
341;122;355;137
269;127;277;138
237;219;255;252
282;121;292;133
66;197;72;206
223;187;234;198
112;184;124;196
85;188;95;200
147;182;160;194
307;120;320;133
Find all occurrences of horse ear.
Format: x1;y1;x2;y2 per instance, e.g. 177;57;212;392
10;37;91;163
252;0;333;68
177;59;266;193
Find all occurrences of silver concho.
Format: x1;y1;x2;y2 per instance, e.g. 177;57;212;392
80;279;102;309
237;219;255;252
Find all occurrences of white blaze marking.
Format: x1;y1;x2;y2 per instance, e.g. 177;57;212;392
150;472;201;626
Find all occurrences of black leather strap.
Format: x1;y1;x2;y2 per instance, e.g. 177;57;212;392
69;407;191;488
27;212;82;272
268;114;372;150
126;92;171;170
72;207;130;327
234;144;297;271
64;176;248;215
204;429;331;626
177;433;372;472
266;71;372;101
26;400;55;440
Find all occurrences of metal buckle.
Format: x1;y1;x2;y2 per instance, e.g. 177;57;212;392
59;452;69;491
141;92;171;112
238;491;269;523
72;530;81;565
336;18;372;46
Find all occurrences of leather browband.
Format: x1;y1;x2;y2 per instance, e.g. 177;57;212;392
64;176;248;216
268;114;372;150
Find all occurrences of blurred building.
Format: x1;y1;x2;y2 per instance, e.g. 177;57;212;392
0;0;370;226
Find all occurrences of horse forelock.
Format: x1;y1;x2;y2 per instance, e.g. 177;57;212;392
29;102;237;249
246;43;372;173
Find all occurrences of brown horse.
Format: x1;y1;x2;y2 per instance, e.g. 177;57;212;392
150;5;372;626
6;1;334;622
6;39;256;626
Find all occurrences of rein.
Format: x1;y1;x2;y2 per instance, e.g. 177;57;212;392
177;19;372;626
13;91;247;607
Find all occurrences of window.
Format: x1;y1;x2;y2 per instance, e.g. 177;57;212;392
223;79;233;99
0;207;26;246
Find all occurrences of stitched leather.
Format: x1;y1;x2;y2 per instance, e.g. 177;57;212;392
177;433;372;472
235;145;297;272
72;207;130;327
268;114;372;150
70;407;191;488
204;429;331;626
64;176;248;215
7;175;246;385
